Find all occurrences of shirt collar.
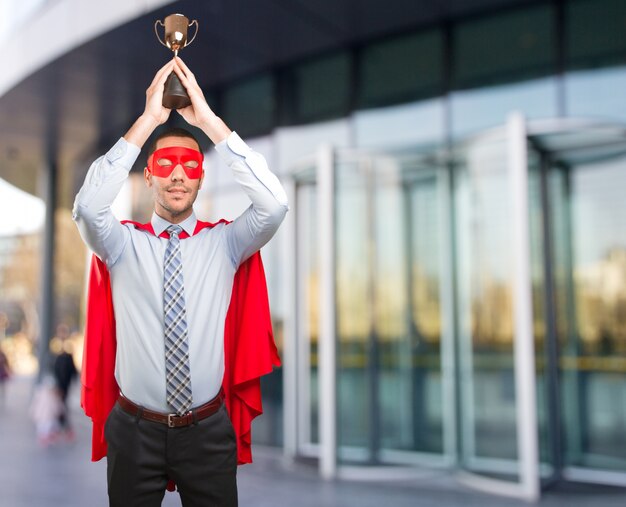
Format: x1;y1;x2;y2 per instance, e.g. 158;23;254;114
151;210;197;237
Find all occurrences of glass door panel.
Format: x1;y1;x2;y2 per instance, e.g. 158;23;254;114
549;153;626;474
335;157;370;460
376;165;413;455
295;178;320;454
526;147;557;479
378;163;445;459
454;136;520;476
453;116;540;502
334;151;448;465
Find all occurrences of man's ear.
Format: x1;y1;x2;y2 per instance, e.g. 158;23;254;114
144;167;152;188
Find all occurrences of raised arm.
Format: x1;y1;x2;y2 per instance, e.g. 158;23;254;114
172;58;288;266
73;60;175;265
72;139;137;266
216;134;288;266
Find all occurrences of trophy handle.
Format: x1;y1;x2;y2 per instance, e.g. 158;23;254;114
185;20;199;47
154;20;168;48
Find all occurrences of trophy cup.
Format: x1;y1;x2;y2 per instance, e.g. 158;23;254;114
154;13;199;109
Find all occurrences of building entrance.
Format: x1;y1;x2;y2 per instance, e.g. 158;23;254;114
284;116;626;501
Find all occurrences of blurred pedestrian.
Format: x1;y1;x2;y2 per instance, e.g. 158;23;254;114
30;375;62;446
53;324;78;440
0;349;11;408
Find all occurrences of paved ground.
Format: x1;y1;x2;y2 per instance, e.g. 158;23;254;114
1;376;625;506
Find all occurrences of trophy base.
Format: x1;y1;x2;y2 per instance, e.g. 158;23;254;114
163;72;191;109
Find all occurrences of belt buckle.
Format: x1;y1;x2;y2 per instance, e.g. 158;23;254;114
167;413;177;428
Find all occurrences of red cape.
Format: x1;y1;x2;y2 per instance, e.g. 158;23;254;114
80;219;281;466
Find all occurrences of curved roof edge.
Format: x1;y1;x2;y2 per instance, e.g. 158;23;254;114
0;0;175;98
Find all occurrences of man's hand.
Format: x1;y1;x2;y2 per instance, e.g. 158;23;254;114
144;59;176;125
172;57;231;145
124;60;176;148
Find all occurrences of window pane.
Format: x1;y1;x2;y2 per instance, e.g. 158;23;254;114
292;52;351;123
222;73;274;137
453;4;555;89
566;0;626;69
354;98;446;149
358;29;444;108
450;77;558;138
566;66;626;121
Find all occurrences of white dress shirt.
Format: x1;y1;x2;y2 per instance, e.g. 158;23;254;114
73;132;288;412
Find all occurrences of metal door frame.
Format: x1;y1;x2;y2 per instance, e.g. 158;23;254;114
456;112;540;502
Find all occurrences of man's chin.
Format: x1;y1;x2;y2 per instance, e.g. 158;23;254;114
160;200;193;218
167;196;191;209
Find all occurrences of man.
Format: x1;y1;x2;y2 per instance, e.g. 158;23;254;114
73;57;288;506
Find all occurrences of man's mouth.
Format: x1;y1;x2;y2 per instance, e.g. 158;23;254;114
167;187;188;195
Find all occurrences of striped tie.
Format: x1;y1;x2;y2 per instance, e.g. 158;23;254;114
163;225;193;415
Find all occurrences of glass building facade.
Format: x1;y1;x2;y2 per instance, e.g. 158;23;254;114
197;0;626;499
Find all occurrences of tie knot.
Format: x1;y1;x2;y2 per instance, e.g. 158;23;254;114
167;225;182;238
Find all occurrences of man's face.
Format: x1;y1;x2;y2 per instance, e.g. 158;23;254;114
144;136;204;223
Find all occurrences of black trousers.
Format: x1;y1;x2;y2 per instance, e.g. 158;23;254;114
105;401;238;507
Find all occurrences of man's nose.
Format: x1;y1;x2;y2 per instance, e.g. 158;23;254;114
170;164;186;180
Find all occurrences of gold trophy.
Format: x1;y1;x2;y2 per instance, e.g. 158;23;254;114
154;13;199;109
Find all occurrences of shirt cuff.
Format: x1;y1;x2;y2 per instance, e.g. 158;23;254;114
214;132;288;207
105;137;141;169
214;131;252;166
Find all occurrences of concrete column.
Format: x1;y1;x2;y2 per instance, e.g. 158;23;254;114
37;158;57;380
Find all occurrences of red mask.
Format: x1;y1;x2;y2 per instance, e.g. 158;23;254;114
148;146;204;179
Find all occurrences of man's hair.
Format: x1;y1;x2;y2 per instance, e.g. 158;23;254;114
147;127;201;160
